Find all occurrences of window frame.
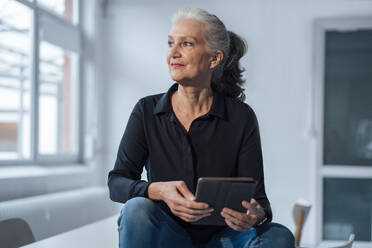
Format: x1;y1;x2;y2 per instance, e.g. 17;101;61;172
0;0;83;166
313;16;372;247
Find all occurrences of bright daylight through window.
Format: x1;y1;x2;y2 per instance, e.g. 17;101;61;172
0;0;80;162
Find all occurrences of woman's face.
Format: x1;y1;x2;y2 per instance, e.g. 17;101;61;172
167;19;214;85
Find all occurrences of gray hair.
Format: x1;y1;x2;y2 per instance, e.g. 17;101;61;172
171;8;247;101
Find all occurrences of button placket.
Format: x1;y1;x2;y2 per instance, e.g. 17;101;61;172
182;134;196;193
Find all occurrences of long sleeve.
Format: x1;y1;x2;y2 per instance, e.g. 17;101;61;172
108;99;150;203
237;107;272;222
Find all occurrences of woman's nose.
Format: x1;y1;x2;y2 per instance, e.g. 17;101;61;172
169;45;181;58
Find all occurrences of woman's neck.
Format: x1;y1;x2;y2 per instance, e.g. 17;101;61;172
172;83;214;117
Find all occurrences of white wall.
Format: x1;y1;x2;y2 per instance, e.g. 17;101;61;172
97;0;372;244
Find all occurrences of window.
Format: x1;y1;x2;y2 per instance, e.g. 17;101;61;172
314;18;372;247
324;178;372;241
38;0;78;23
323;30;372;167
0;0;32;160
39;41;79;156
0;0;81;164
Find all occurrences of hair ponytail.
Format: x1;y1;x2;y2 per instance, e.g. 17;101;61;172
211;31;247;102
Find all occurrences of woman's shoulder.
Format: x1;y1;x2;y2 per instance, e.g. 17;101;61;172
221;96;260;132
139;93;164;105
224;96;256;117
133;92;167;114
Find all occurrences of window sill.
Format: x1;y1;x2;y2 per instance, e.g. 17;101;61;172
0;162;100;202
0;164;90;179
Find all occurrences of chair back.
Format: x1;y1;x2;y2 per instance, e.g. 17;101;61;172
0;218;36;248
331;234;355;248
293;199;311;246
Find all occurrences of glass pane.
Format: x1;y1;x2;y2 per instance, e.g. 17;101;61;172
0;0;32;160
38;0;78;24
323;178;372;241
323;30;372;166
39;41;78;155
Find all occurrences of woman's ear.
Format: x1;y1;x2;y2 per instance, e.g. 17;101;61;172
209;50;224;69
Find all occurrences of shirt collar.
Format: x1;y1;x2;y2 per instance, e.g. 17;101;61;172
153;83;227;120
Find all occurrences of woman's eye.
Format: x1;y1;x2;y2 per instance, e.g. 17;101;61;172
183;41;193;46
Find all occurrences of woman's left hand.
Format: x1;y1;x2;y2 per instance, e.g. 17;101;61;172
221;198;266;231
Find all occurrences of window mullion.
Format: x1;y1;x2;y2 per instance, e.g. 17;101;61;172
30;6;40;163
17;71;24;158
77;0;83;163
57;83;62;153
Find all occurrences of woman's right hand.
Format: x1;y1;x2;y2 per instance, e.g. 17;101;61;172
147;181;214;222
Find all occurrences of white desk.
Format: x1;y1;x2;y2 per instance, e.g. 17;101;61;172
23;215;119;248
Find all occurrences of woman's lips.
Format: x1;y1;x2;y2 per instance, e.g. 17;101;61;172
171;63;184;68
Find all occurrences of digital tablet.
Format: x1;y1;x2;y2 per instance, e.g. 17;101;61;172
191;177;257;226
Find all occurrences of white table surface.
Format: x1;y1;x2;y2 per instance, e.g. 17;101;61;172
23;215;119;248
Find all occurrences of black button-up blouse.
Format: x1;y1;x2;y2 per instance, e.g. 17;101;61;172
108;83;272;244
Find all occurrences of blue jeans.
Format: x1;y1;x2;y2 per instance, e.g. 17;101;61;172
117;197;294;248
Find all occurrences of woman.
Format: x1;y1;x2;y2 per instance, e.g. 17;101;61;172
108;8;294;248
